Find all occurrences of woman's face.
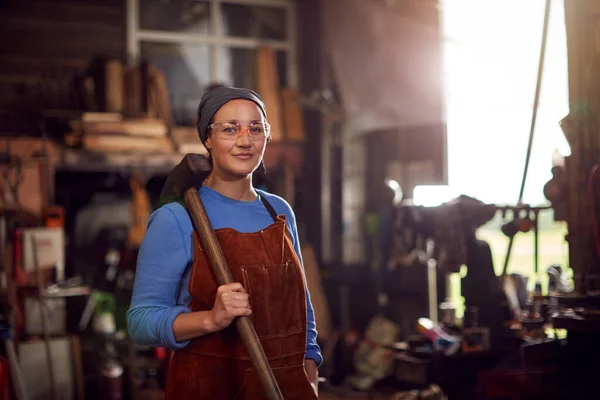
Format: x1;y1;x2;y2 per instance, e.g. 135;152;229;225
204;99;268;178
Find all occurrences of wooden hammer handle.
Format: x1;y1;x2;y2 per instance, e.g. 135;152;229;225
183;188;284;400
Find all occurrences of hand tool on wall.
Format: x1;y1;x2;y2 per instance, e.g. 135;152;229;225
159;154;284;400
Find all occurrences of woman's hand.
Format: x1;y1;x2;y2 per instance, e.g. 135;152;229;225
209;282;252;331
305;359;319;398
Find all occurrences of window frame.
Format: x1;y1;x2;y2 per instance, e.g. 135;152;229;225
126;0;298;87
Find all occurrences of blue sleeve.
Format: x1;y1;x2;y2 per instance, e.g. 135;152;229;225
126;205;192;350
285;206;323;367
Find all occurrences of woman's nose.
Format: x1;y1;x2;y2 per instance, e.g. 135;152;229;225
236;128;252;145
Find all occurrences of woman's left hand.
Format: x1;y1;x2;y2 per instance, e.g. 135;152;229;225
305;359;319;398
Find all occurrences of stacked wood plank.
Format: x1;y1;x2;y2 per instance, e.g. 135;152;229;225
64;58;209;155
65;113;173;154
63;48;307;156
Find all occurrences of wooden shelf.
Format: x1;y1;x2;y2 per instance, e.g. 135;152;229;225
55;141;304;176
56;146;184;174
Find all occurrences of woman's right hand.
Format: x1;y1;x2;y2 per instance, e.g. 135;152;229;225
209;282;252;331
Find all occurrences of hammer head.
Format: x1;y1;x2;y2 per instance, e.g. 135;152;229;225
159;153;212;205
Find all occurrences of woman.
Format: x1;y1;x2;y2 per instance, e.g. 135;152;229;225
127;86;321;399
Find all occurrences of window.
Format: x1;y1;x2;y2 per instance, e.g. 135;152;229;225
441;0;571;314
442;0;570;206
126;0;297;125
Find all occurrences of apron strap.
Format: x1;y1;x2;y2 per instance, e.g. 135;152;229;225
259;194;279;223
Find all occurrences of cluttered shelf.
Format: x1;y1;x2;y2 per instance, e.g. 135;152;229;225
43;110;305;175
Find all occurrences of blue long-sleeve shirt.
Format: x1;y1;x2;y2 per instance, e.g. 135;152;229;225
127;186;322;366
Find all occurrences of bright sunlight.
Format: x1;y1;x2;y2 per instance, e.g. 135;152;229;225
441;0;572;310
442;0;570;206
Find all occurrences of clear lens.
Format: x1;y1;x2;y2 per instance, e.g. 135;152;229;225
212;121;269;140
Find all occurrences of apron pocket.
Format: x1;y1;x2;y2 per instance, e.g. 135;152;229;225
241;262;304;337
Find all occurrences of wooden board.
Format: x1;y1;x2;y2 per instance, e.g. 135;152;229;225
148;66;173;125
281;88;305;142
124;66;144;118
256;46;283;141
105;59;124;113
81;134;173;154
70;118;168;138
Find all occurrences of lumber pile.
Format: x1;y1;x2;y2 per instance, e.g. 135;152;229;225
65;114;173;154
64;59;204;155
63;48;307;156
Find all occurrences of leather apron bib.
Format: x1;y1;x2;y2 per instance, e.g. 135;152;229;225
165;197;317;399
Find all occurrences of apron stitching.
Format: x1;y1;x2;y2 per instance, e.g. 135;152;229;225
281;226;286;262
260;230;276;266
263;265;272;334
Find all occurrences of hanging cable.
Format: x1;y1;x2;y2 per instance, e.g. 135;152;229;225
501;0;552;276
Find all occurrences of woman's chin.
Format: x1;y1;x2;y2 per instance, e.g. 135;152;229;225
227;165;259;178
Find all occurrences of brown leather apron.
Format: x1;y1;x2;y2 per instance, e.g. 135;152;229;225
165;198;317;399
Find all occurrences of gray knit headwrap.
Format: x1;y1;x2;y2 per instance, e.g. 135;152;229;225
197;86;267;174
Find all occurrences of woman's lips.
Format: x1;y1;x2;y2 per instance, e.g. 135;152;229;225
233;154;253;160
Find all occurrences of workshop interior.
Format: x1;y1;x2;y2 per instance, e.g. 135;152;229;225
0;0;598;399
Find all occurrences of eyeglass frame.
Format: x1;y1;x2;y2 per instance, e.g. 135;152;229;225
208;120;271;141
